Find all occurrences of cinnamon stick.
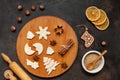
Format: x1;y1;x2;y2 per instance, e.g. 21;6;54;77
58;39;74;56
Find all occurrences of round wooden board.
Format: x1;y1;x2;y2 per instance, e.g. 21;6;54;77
16;16;78;78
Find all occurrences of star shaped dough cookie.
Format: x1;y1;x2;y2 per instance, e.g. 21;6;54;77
36;26;51;40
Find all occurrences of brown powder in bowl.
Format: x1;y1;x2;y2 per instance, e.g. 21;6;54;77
84;53;102;70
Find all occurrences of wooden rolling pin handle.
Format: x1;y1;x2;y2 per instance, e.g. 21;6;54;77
1;53;32;80
1;53;12;64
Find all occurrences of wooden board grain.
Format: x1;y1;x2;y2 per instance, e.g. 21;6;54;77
16;16;78;78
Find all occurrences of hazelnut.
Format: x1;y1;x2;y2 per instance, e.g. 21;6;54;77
101;41;107;46
25;9;30;16
31;5;36;11
17;17;22;23
39;4;45;10
11;26;16;32
17;5;23;11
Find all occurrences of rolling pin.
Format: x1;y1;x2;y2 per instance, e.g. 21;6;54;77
1;53;32;80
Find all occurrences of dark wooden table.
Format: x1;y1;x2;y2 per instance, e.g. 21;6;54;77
0;0;120;80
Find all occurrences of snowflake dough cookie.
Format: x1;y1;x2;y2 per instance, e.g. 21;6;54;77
33;43;43;55
43;57;60;75
26;59;39;69
24;43;35;55
46;47;54;55
36;26;51;40
27;31;35;39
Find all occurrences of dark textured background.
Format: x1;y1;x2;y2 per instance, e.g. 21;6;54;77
0;0;120;80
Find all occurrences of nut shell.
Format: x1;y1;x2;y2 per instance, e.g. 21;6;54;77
39;4;45;10
25;9;30;16
18;5;23;11
101;41;107;46
11;26;16;32
17;17;22;23
31;5;36;11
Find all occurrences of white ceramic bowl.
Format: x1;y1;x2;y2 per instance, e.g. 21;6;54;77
82;50;105;74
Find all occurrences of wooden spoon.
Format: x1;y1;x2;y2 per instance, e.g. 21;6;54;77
86;50;107;70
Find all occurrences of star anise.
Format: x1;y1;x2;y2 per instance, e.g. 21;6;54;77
33;55;40;61
61;62;68;69
50;40;57;46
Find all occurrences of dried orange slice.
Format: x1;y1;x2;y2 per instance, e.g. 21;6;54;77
86;6;100;21
92;9;107;25
95;18;109;30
